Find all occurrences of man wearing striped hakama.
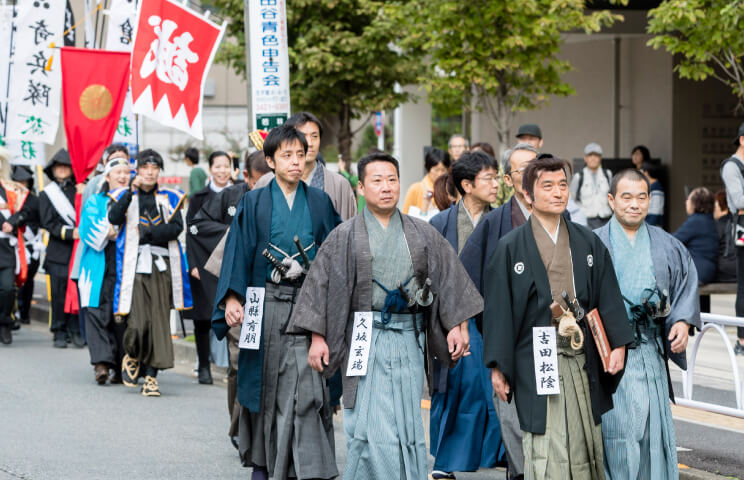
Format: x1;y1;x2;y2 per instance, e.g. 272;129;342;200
288;153;481;480
482;155;634;480
596;169;700;480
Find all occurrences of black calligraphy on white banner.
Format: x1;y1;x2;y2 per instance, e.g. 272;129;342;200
533;326;560;395
239;287;265;350
346;312;373;377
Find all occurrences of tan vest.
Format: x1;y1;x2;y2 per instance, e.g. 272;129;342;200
531;216;575;311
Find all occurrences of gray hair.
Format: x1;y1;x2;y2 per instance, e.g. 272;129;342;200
502;142;538;174
448;134;469;148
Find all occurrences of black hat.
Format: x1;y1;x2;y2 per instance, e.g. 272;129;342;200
12;165;34;183
516;123;542;139
43;148;72;180
733;123;744;146
136;148;164;169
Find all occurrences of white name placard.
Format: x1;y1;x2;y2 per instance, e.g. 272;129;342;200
239;287;265;350
346;312;373;377
533;327;560;395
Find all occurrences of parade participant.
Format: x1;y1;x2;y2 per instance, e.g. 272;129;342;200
213;124;341;480
0;147;30;345
11;166;42;327
429;151;504;479
186;150;234;385
482;154;633;480
596;168;700;479
39;149;84;349
402;147;451;219
459;143;539;479
286;112;357;220
77;154;132;384
287;152;479;480
185;147;207;198
108;149;192;397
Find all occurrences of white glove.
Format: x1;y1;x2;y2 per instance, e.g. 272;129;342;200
281;257;304;280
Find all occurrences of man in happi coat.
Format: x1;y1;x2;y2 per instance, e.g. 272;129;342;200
595;169;700;479
108;149;193;397
482;154;634;480
213;125;341;480
287;152;479;480
428;151;504;479
459;142;540;479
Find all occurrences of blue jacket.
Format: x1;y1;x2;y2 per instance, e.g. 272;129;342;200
429;203;459;250
673;212;718;284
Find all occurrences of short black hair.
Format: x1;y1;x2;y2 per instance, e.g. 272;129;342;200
610;168;650;196
285;111;324;138
245;150;270;176
689;187;714;214
452;151;497;196
263;124;308;161
104;143;129;162
522;153;570;201
424;147;451;172
136;148;164;169
470;142;495;159
640;161;663;181
184;147;199;164
208;150;230;168
358;152;399;184
632;145;651;164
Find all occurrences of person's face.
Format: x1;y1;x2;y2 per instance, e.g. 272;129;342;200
137;163;160;188
685;195;694;215
427;163;448;183
527;169;569;215
608;178;649;228
296;122;320;165
584;153;601;170
504;149;534;197
52;164;72;181
210;154;232;188
266;139;305;187
107;164;131;189
463;166;499;205
448;138;467;161
358;161;400;215
631;150;643;169
517;135;543;150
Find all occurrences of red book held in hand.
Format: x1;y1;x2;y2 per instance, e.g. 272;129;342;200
586;308;612;372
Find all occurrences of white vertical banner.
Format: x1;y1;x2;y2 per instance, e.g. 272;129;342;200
105;0;138;52
0;5;14;142
5;0;65;145
248;0;290;130
533;327;560;396
5;141;47;167
84;0;100;48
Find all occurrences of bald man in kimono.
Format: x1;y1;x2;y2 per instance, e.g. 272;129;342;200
482;155;634;480
595;169;701;480
213;125;341;480
287;152;480;480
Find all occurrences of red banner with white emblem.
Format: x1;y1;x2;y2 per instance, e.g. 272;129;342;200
130;0;225;139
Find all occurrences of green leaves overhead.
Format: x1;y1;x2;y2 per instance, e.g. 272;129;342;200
647;0;744;100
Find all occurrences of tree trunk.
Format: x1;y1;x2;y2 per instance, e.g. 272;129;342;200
462;89;472;141
337;103;353;165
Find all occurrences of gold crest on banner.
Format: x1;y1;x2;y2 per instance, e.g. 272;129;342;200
79;84;113;120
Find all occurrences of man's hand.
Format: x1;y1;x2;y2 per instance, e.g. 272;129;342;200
308;333;330;373
224;294;244;327
1;222;12;234
130;175;143;191
76;183;86;195
491;367;511;402
460;321;471;357
107;225;117;240
447;325;469;361
607;346;626;375
72;228;80;240
191;267;200;280
669;321;690;353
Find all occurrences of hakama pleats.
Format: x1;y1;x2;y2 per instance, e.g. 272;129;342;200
343;312;427;480
523;340;604;480
602;333;677;480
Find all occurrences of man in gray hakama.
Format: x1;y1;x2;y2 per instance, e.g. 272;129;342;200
287;153;481;480
596;169;700;480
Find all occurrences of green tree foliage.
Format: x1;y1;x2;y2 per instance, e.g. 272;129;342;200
210;0;420;161
395;0;623;149
647;0;744;104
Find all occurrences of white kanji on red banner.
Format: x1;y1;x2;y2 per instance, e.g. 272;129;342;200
130;0;225;139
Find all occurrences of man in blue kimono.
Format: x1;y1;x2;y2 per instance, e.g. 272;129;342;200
459;142;538;479
595;168;701;479
213;124;341;480
429;151;504;478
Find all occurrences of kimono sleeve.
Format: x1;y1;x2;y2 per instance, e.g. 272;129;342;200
79;196;109;252
666;236;701;369
287;235;333;337
482;241;517;385
39;191;72;241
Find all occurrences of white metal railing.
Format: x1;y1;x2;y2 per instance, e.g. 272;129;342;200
678;312;744;418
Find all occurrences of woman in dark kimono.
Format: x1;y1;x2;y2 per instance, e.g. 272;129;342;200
185;150;233;384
